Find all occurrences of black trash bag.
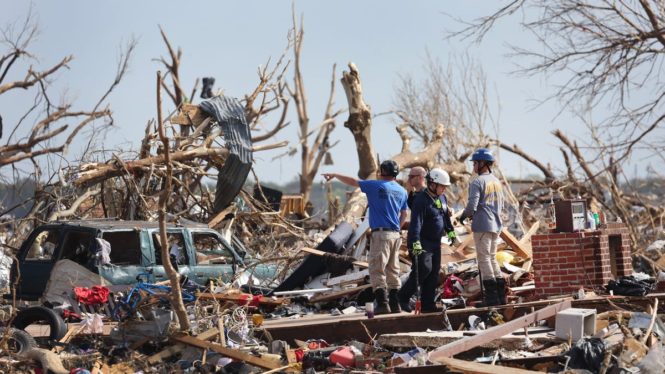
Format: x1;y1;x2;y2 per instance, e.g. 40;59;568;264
605;275;655;297
566;337;605;372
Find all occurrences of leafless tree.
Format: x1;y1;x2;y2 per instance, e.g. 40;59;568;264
445;0;665;251
0;10;133;244
288;10;341;206
453;0;665;168
392;53;499;207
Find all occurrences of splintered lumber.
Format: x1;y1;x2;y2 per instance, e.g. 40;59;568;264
171;334;283;370
428;300;572;361
170;104;208;126
300;247;369;268
196;292;287;307
430;357;543;374
500;228;532;259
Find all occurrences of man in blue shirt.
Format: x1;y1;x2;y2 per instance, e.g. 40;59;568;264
460;148;505;307
399;168;458;313
323;160;408;314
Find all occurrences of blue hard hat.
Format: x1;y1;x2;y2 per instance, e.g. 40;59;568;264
470;148;495;162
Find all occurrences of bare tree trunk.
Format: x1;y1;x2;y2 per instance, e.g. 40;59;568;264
156;71;190;332
341;63;376;180
290;11;339;205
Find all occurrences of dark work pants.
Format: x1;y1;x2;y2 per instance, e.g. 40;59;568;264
398;246;441;310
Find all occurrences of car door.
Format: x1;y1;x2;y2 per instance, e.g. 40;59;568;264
97;229;149;284
14;227;62;300
148;229;192;283
188;230;237;284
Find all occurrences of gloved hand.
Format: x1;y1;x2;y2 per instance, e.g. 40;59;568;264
459;212;471;225
411;240;423;256
447;231;460;246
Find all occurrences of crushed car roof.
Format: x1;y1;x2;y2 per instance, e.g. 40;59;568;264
46;219;209;230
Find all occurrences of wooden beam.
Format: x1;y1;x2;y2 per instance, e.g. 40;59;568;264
171;334;283;370
500;228;532;259
148;328;219;364
428;300;571;361
300;247;369;268
519;221;540;245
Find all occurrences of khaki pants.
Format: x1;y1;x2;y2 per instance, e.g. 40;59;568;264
473;232;502;280
369;231;402;290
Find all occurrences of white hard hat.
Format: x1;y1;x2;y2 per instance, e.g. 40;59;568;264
426;168;451;186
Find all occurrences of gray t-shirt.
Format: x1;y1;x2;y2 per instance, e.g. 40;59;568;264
463;173;503;233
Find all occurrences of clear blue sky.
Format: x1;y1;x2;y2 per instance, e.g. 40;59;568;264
3;1;587;184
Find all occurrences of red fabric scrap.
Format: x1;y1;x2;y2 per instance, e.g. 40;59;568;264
73;285;110;305
443;274;464;298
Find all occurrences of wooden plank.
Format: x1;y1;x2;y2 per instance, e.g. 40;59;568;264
300;247;369;268
148;328;219;364
309;284;372;303
170;104;208;126
519;221;540;245
171;334;283;370
500;228;532;259
428;300;572;361
432;357;543;374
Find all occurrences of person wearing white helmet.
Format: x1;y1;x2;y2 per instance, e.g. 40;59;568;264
398;168;458;313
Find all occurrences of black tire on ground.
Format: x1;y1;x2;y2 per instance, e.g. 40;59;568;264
11;306;68;341
0;327;38;355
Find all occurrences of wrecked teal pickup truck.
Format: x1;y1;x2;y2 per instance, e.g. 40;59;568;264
9;220;275;301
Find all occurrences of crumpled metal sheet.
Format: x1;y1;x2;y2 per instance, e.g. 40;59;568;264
199;96;253;212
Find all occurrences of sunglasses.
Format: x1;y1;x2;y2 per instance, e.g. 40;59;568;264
408;175;421;179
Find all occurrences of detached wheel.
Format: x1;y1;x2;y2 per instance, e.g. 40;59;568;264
0;327;37;355
11;306;67;341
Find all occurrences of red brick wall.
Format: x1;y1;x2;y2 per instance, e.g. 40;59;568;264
531;223;632;298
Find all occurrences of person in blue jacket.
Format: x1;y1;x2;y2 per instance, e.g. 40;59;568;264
460;148;505;306
323;160;408;314
398;168;458;313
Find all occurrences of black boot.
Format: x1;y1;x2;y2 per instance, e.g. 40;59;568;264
495;278;507;305
388;289;401;313
478;279;499;307
399;299;412;313
374;288;391;315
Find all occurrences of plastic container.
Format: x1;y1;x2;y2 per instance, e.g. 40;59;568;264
329;347;355;367
365;302;374;319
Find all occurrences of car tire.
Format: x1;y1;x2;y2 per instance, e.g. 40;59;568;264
11;306;68;341
0;327;38;355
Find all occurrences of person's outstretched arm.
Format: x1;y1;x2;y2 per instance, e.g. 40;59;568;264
322;173;360;187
